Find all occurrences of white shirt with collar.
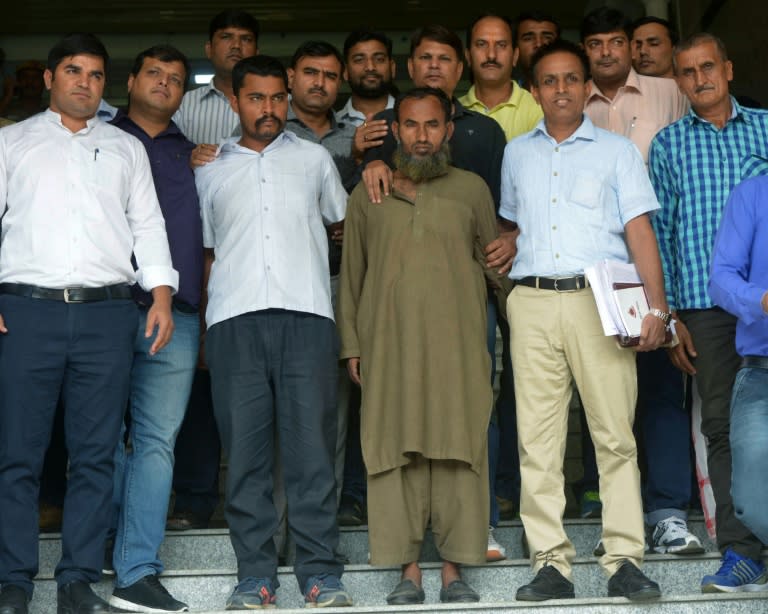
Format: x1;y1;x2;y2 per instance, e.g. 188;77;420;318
335;94;395;127
196;131;347;328
173;79;239;145
0;109;178;292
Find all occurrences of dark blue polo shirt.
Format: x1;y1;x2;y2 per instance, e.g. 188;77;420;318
112;112;203;309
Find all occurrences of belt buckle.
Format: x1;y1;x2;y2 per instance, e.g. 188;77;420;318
553;277;579;293
63;288;84;304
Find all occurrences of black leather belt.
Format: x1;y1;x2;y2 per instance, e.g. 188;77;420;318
516;275;589;292
0;282;132;303
741;355;768;370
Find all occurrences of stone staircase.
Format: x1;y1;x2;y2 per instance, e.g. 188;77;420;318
33;518;768;613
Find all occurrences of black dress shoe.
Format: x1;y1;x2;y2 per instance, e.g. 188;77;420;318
0;584;29;614
386;579;425;605
57;581;114;614
516;564;575;601
607;560;661;601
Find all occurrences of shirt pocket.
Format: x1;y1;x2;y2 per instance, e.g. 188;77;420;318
569;172;604;210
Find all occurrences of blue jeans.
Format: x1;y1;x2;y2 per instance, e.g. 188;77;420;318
636;349;691;525
730;365;768;545
112;307;199;587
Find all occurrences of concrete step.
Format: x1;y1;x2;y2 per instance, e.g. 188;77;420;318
38;518;718;573
28;555;768;612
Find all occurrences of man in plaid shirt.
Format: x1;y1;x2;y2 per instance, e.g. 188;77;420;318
649;32;768;593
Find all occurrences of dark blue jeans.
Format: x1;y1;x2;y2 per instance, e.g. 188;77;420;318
170;368;221;521
207;310;343;590
636;349;692;525
0;294;137;597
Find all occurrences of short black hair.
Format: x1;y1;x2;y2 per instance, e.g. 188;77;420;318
513;11;561;46
530;39;591;86
673;32;729;71
232;55;288;96
208;9;260;42
410;24;463;62
47;32;109;73
580;6;632;41
629;16;679;46
465;13;514;49
129;45;191;90
343;28;393;60
290;40;345;71
394;86;452;123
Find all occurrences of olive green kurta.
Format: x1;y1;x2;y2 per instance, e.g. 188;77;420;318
337;166;505;476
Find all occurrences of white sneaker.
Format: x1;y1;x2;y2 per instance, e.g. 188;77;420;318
651;516;704;554
486;526;507;561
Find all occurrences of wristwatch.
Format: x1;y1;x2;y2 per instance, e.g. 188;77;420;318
649;308;671;325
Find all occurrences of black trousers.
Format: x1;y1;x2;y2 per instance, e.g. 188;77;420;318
680;307;762;559
207;310;343;590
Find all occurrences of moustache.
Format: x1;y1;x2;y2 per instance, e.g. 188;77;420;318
309;87;327;96
481;61;502;68
256;114;282;127
695;85;715;94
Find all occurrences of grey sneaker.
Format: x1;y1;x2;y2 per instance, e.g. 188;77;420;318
650;517;704;554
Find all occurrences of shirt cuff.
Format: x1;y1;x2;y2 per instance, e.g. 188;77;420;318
136;266;180;295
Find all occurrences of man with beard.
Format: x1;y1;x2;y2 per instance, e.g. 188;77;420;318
338;87;508;606
337;29;396;167
334;28;397;527
337;28;396;127
195;55;351;610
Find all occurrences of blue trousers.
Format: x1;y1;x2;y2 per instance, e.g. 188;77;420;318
0;294;137;596
730;365;768;545
636;349;692;525
207;310;343;590
112;307;199;587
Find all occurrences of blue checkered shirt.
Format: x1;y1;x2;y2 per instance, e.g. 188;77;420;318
649;98;768;311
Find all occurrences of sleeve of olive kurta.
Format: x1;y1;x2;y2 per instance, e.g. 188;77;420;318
474;181;514;299
337;184;368;360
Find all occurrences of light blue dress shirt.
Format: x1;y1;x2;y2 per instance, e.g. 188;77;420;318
500;116;659;279
196;131;347;328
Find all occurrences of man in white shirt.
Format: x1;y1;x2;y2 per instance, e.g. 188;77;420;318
0;33;177;614
196;55;351;610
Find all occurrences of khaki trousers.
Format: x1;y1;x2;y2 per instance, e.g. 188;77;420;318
507;285;645;579
367;455;488;566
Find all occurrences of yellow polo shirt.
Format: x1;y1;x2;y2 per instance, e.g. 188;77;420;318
459;82;543;142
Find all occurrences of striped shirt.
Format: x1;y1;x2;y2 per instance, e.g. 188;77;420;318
172;80;238;145
649;98;768;311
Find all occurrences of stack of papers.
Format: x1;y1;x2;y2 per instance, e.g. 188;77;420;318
585;260;649;343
